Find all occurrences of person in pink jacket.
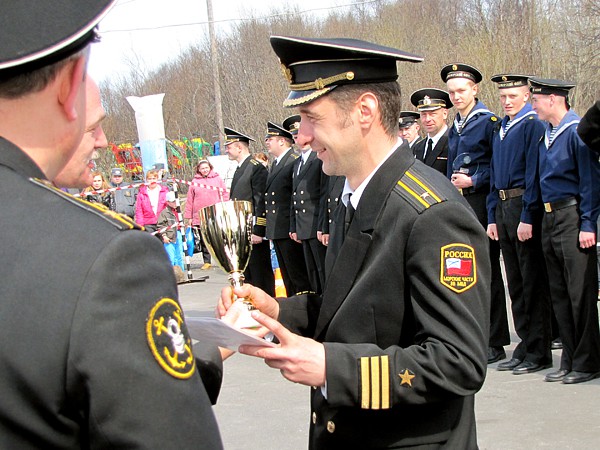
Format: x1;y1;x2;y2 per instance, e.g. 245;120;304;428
184;160;229;269
135;169;169;234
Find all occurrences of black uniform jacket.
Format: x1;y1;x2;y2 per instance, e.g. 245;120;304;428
230;155;268;236
278;146;490;449
0;138;223;448
413;131;449;175
320;175;345;235
291;151;328;240
265;149;298;240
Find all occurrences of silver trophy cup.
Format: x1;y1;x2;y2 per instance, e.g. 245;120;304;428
198;200;258;328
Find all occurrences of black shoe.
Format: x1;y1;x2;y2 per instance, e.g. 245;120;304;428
487;347;506;364
497;358;522;371
551;338;563;350
544;369;569;382
512;361;552;375
562;371;600;384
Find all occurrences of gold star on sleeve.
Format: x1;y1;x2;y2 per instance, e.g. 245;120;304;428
399;369;415;387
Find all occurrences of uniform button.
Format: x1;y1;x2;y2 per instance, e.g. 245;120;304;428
272;192;275;195
329;219;332;223
302;209;306;213
293;192;297;196
312;412;317;424
293;201;297;205
272;210;276;213
327;421;335;433
301;190;304;194
301;200;304;204
335;197;339;201
272;201;275;204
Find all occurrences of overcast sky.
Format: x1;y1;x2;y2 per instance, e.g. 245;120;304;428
89;0;370;82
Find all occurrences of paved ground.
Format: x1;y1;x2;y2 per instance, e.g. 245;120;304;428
179;256;600;450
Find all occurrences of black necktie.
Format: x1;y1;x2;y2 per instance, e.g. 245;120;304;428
424;138;433;161
344;197;355;235
297;158;304;175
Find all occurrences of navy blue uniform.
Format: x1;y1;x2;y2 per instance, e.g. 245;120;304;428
488;104;552;365
538;110;600;373
448;100;510;352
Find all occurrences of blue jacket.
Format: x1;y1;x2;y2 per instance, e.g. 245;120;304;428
447;100;500;192
538;109;600;233
487;104;545;224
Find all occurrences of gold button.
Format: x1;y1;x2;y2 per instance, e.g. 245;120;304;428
272;210;276;213
327;420;335;433
272;201;275;204
272;192;275;195
301;190;304;194
312;412;317;424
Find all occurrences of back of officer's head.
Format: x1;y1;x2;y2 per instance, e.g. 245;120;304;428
0;1;115;99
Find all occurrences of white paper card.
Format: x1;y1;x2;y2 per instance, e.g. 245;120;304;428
186;317;276;351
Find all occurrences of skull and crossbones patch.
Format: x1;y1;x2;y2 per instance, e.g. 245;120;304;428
146;298;196;379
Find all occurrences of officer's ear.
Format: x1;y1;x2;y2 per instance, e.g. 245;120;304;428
58;55;87;122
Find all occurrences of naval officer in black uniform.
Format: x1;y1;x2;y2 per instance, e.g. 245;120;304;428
264;120;311;295
410;88;451;174
0;2;223;447
225;127;276;296
219;35;490;449
288;115;330;294
398;111;423;148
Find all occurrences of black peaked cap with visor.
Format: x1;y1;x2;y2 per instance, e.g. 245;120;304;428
410;88;452;112
0;1;116;76
270;36;424;108
224;127;255;146
266;122;293;141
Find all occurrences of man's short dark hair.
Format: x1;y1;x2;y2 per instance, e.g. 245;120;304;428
327;82;401;137
0;48;88;99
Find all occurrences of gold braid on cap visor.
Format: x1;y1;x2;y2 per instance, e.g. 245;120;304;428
290;71;355;91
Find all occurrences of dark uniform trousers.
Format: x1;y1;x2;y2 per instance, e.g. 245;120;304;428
278;149;489;449
464;190;510;348
542;205;600;372
496;196;552;364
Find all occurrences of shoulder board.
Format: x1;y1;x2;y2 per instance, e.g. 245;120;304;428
393;166;447;214
30;178;142;231
250;159;260;166
290;153;299;159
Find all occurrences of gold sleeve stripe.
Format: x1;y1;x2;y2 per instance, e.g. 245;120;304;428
370;357;381;410
360;357;370;409
360;356;390;410
397;180;431;209
381;356;390;409
405;171;442;203
256;217;267;226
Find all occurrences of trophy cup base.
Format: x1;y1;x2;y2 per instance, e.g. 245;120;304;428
232;301;261;329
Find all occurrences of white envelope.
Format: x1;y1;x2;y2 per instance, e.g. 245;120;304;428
186;317;276;351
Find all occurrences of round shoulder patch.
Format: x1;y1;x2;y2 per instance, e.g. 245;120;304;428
146;298;196;379
490;116;498;122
